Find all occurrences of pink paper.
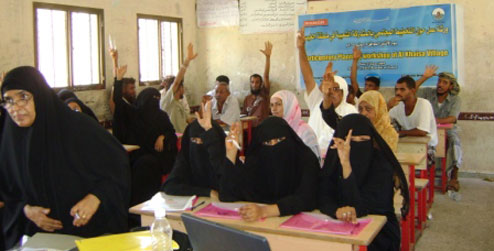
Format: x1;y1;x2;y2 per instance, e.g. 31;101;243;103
280;213;371;236
194;203;242;220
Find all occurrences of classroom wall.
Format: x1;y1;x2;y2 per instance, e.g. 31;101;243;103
1;0;492;174
0;0;199;121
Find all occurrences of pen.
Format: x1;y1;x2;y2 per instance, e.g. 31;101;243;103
191;201;206;211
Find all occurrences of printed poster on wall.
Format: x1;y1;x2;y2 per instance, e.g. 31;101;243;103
298;4;463;88
196;0;239;28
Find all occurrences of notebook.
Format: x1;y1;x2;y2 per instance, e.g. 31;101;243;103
141;192;197;212
280;212;371;236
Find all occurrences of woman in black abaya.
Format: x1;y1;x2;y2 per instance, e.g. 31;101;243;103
0;66;130;249
319;114;409;251
162;119;226;198
212;114;320;221
64;97;99;122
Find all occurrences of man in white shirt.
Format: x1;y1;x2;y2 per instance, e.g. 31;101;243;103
297;27;357;152
211;81;240;127
388;76;438;147
160;43;196;133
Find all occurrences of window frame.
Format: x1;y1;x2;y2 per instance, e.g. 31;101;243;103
136;14;183;86
33;2;106;91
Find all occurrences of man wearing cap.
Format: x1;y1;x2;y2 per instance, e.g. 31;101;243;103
415;65;463;192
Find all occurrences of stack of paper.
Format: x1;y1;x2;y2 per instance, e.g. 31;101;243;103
142;192;197;212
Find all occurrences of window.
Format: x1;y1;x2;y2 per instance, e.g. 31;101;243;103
34;3;105;89
137;15;182;84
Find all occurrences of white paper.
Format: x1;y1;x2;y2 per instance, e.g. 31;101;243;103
196;0;239;28
143;192;197;212
239;0;307;34
21;233;82;251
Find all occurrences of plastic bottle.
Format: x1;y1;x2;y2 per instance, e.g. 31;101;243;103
447;190;462;201
150;207;173;251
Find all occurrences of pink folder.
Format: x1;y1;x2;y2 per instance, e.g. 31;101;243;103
280;212;371;236
194;202;243;220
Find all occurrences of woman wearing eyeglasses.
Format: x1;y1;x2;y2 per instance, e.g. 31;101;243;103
206;114;320;222
0;66;130;249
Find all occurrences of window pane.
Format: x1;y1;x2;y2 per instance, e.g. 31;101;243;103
71;12;100;86
138;18;159;82
36;9;68;88
161;21;179;77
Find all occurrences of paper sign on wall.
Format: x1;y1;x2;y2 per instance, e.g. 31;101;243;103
197;0;239;28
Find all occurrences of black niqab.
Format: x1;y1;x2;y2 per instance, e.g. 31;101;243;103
219;116;319;216
0;66;130;249
64;97;98;122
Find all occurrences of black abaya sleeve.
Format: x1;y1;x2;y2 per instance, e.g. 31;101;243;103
318;162;340;218
320;103;341;130
218;159;248;202
161;153;212;197
339;154;395;218
275;155;319;216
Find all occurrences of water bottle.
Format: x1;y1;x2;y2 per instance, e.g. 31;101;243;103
151;207;173;251
447;190;462;201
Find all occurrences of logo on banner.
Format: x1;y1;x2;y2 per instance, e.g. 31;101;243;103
304;19;328;27
432;8;445;21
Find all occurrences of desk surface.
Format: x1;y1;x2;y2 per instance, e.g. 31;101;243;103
240;115;258;121
396;152;426;166
398;136;431;144
129;198;386;246
123;144;140;152
437;123;454;129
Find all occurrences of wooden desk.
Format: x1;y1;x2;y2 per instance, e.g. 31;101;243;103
240;116;258;146
435;124;453;158
396;152;426;249
123;144;140;153
130;199;386;251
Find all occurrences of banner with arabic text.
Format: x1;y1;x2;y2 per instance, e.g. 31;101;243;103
298;4;463;88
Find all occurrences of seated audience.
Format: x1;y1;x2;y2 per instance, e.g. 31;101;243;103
215;116;319;222
242;41;272;126
211;79;240;127
358;90;399;151
388;76;438;148
297;27;356;151
270;90;320;160
415;66;462;191
160;43;197;133
319;114;409;251
350;46;381;98
0;66;129;249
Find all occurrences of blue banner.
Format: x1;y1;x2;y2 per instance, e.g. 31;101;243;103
298;4;460;88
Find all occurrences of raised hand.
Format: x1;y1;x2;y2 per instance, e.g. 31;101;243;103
225;121;242;164
185;43;198;64
24;205;63;232
322;61;338;83
423;65;438;79
116;65;127;80
195;100;212;131
296;26;306;49
330;129;353;166
353;46;362;60
260;41;273;57
109;49;118;59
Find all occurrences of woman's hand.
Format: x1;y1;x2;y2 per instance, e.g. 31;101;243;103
24;205;63;232
239;204;280;222
70;194;101;227
210;190;219;201
331;129;353;178
195;101;212;131
225;121;242;164
155;135;165;152
0;201;4;208
336;206;357;224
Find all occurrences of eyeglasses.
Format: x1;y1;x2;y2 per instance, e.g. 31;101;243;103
1;93;33;109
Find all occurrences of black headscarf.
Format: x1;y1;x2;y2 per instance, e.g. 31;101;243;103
321;114;409;218
220;116;320;216
133;87;177;174
64;97;98;122
57;89;77;102
0;66;130;249
162;120;226;196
